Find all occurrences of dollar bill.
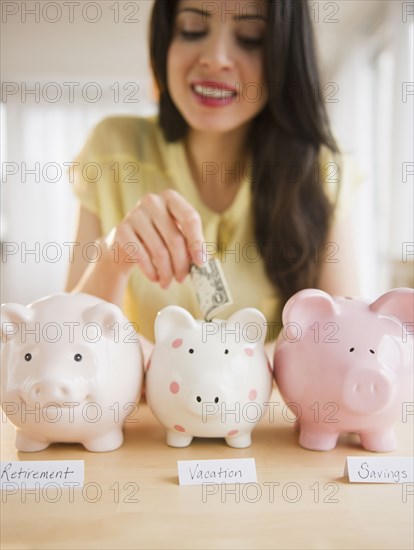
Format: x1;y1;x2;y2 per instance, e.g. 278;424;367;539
190;258;233;321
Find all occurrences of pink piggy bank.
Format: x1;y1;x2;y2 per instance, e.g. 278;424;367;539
146;306;273;448
274;288;414;452
1;293;143;452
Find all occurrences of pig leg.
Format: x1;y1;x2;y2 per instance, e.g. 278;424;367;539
167;430;193;447
16;430;50;452
83;428;124;452
359;428;397;452
299;424;339;451
225;432;252;448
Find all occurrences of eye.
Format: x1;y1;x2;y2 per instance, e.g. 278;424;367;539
224;349;229;354
74;353;82;362
188;349;194;354
214;397;219;403
349;347;355;352
237;36;264;49
196;396;202;403
369;349;375;354
180;30;206;40
24;353;32;361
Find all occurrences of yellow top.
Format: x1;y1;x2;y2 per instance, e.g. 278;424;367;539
72;115;358;342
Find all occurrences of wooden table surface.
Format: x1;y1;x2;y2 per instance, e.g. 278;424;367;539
1;390;413;550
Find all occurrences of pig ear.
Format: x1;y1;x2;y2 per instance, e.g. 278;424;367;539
83;302;125;336
370;288;414;325
282;289;339;326
227;308;267;344
155;306;198;343
1;303;33;340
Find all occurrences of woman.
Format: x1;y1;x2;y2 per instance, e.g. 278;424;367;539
66;0;359;361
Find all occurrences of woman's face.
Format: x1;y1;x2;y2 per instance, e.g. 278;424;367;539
167;0;268;135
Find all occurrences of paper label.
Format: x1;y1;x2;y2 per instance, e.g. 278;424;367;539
0;461;84;489
344;456;413;483
177;458;257;486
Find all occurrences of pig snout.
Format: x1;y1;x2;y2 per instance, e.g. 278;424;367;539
342;368;394;414
184;385;224;417
23;379;88;407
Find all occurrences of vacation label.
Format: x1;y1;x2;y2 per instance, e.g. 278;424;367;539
177;458;257;486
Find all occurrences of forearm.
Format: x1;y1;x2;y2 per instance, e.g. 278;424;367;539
70;239;130;308
69;239;155;366
66;206;158;365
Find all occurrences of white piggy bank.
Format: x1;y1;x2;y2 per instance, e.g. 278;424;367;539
146;306;273;448
1;293;143;452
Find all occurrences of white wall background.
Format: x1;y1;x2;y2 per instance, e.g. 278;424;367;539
1;0;413;305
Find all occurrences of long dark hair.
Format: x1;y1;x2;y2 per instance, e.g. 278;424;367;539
149;0;339;312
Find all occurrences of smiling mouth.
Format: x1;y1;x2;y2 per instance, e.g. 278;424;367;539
192;84;237;101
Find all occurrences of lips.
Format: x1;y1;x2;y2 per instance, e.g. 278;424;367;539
191;80;238;106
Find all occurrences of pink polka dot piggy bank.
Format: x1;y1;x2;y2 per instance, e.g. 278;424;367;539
1;293;143;452
146;306;273;448
274;288;414;452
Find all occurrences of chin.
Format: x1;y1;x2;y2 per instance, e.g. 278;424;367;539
184;113;250;135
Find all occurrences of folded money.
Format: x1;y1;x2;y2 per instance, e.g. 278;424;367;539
190;258;233;321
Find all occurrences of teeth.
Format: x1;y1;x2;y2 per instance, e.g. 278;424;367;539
193;84;235;99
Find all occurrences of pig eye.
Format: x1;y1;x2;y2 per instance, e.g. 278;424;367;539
24;353;32;361
188;349;194;354
369;349;375;354
224;349;229;354
214;397;219;403
74;354;82;362
349;347;355;352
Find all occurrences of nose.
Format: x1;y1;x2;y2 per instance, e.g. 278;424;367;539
26;379;84;406
342;368;394;414
185;390;223;417
196;395;220;404
198;33;234;71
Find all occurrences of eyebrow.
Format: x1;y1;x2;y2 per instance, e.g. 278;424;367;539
176;7;267;22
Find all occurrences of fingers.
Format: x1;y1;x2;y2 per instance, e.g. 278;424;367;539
152;213;192;283
162;190;205;266
128;209;175;288
116;190;205;288
105;224;159;283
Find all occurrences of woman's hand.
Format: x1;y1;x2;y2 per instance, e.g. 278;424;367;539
104;189;205;288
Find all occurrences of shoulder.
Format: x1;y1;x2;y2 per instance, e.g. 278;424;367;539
82;115;167;162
